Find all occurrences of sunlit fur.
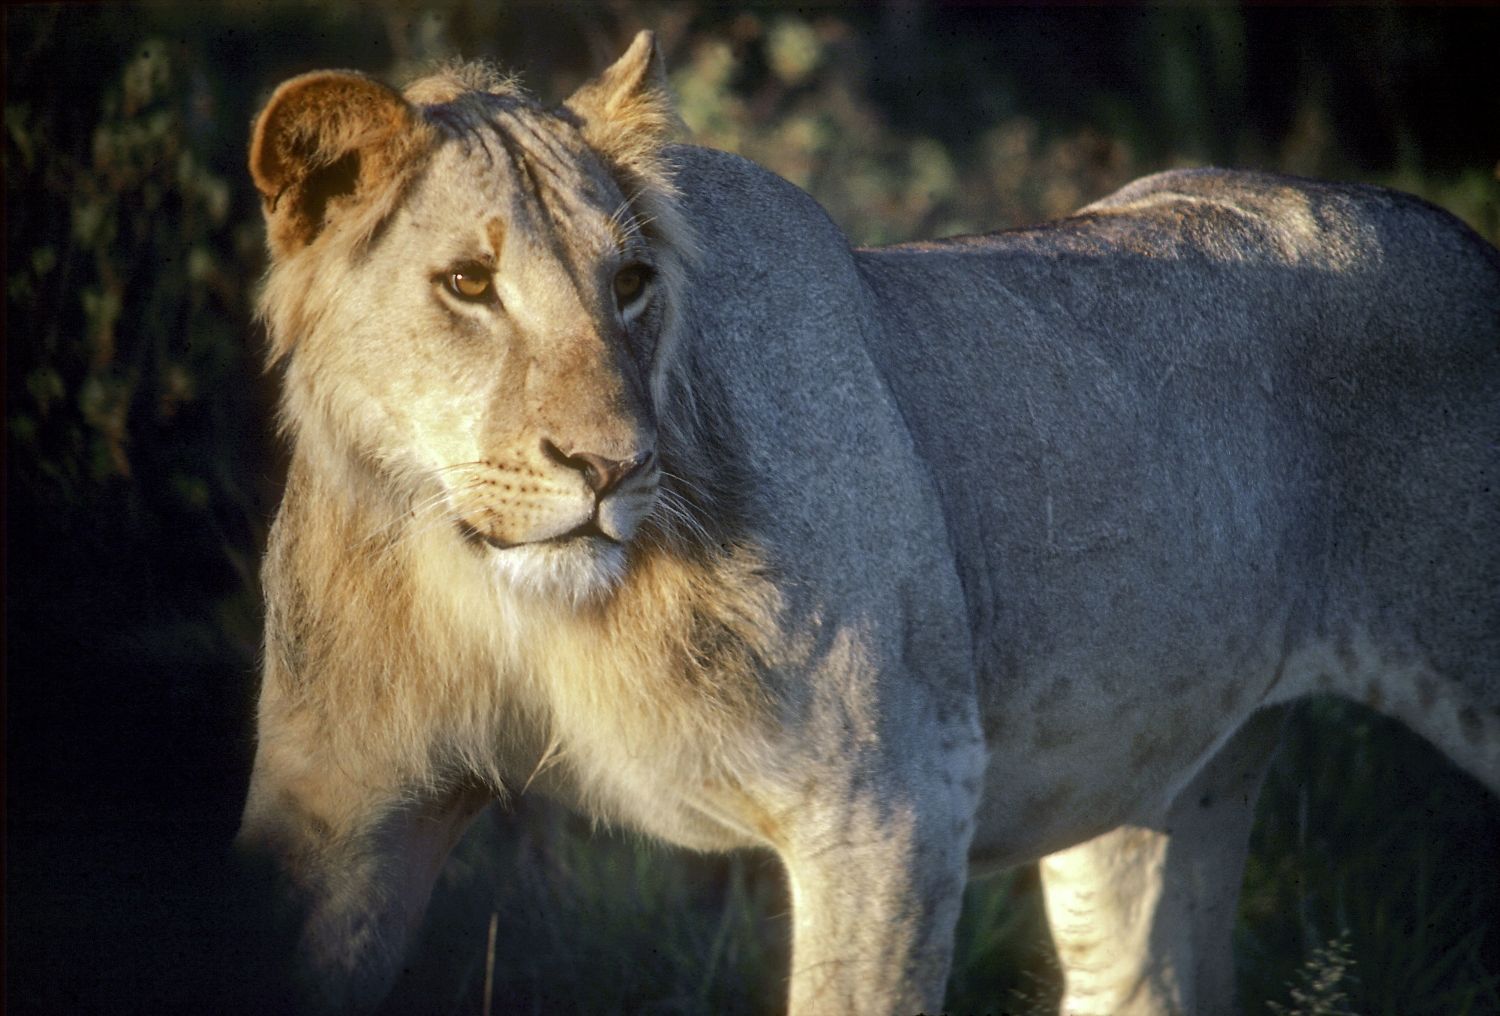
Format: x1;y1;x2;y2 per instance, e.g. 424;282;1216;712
257;458;784;819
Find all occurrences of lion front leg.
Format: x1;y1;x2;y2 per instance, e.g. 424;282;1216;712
776;769;979;1016
236;725;492;1014
1039;707;1285;1016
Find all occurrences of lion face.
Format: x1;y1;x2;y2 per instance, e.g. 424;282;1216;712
254;65;687;599
341;116;663;594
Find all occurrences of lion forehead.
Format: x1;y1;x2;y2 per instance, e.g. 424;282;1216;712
412;95;627;238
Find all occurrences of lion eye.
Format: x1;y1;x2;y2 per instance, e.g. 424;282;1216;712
613;265;649;309
447;265;493;301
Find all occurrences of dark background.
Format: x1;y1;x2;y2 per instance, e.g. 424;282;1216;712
7;4;1499;1014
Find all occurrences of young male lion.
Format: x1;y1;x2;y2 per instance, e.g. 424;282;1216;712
237;30;1499;1016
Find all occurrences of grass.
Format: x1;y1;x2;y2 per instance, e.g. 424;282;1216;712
380;797;789;1016
1265;932;1358;1016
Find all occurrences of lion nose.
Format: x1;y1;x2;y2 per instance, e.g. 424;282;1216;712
544;442;655;497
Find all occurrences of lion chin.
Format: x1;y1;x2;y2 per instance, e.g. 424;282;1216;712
481;531;630;604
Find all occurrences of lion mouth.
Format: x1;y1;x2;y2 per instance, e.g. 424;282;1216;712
553;517;616;543
459;515;618;551
453;476;655;552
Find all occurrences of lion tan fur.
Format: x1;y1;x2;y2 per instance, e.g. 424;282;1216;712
257;454;784;827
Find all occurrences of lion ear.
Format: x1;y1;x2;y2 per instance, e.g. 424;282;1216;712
564;31;683;166
249;71;427;259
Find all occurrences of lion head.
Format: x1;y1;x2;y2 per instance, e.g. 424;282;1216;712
251;32;694;600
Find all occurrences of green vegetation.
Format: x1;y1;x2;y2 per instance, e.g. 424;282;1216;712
1266;932;1358;1016
7;5;1497;1013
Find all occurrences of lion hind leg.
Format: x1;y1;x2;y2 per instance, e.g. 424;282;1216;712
1040;825;1175;1016
1040;707;1285;1016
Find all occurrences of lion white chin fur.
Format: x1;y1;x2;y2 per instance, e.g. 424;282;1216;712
237;29;1500;1016
482;536;630;603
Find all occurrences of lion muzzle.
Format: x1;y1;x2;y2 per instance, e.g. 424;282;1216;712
452;440;659;550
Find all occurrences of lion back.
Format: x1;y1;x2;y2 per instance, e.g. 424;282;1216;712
855;169;1500;717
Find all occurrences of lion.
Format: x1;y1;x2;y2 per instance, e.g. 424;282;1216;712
236;30;1500;1016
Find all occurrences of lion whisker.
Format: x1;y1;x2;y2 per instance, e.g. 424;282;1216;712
607;198;638;238
521;730;567;793
660;469;711;502
653;487;713;546
356;483;466;548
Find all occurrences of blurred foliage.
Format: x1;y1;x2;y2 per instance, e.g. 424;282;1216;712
1266;931;1358;1016
6;18;273;683
6;4;1499;1014
669;12;1137;245
944;867;1060;1016
8;34;247;492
